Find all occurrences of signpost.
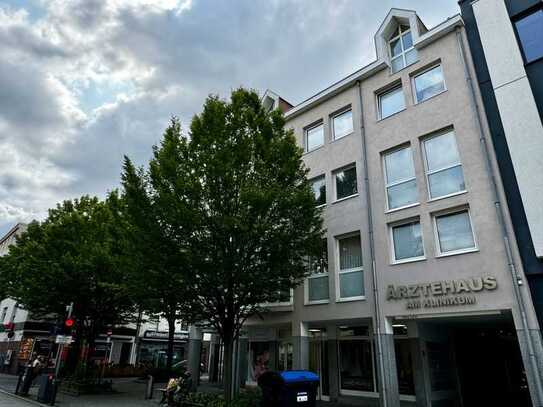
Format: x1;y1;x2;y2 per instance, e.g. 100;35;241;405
54;302;74;378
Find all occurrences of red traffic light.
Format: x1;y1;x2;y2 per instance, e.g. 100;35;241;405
65;318;75;328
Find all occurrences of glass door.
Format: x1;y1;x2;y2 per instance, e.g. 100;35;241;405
309;339;330;401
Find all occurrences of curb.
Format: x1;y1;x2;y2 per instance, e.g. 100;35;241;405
0;388;50;406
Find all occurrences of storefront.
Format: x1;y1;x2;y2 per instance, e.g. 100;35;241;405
137;330;188;368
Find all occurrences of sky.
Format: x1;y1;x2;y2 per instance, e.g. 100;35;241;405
0;0;460;236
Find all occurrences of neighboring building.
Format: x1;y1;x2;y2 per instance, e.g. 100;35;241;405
0;223;54;374
237;8;543;407
459;0;543;338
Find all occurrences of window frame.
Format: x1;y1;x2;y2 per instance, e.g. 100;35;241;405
389;218;426;265
382;145;418;212
432;208;478;257
421;130;466;201
305;239;330;305
333;164;359;202
412;64;447;104
309;174;327;207
335;232;365;301
377;85;406;120
304;121;324;153
331;108;354;141
513;6;543;65
388;25;417;73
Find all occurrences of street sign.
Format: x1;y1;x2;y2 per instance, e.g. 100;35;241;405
55;335;73;344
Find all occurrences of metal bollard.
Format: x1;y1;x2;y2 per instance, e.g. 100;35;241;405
145;375;154;399
14;372;23;395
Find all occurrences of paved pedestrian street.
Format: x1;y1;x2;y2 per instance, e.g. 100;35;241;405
0;392;37;407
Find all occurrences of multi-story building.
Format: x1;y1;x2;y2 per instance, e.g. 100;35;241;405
239;8;543;407
459;0;543;341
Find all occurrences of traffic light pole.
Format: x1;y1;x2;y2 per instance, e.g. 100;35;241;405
54;302;73;378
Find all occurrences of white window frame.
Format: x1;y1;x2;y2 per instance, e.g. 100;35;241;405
377;85;405;120
389;218;426;265
388;25;416;73
412;64;447;104
335;232;365;302
304;122;324;153
262;289;294;307
422;130;466;201
304;239;330;305
382;145;418;212
433;208;478;257
331;108;354;141
310;174;326;208
333;164;358;202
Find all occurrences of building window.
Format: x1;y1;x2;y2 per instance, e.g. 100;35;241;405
332;109;353;140
337;234;364;299
305;123;324;152
389;24;417;73
310;175;326;206
413;65;446;103
307;239;329;303
423;131;465;199
334;165;358;200
378;86;405;119
391;220;424;263
383;146;417;210
515;9;543;63
434;210;476;255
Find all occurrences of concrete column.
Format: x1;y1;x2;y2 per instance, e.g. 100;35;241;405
516;327;543;407
376;319;400;407
292;322;309;370
188;325;203;391
325;324;340;402
410;338;430;407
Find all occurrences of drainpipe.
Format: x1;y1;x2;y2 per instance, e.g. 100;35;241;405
455;27;543;403
356;80;388;407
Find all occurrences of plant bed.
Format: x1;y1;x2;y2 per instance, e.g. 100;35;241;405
59;378;115;396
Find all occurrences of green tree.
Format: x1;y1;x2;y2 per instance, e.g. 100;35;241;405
121;119;194;373
182;89;323;398
2;195;135;371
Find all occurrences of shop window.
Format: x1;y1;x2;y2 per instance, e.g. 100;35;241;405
378;85;405;119
305;123;324;152
310;175;326;206
334;164;358;200
413;65;446;103
337;234;364;299
395;339;415;396
383;146;417;210
423;130;465;200
306;239;329;303
278;342;293;371
434;209;477;255
339;339;375;393
515;8;543;63
332;109;353;140
390;220;424;263
248;342;272;383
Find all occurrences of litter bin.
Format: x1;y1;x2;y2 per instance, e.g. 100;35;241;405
37;373;56;404
258;370;319;407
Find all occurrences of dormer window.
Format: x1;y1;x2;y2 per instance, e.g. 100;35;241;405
389;25;417;73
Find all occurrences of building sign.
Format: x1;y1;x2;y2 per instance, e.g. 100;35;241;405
386;276;497;310
143;330;188;341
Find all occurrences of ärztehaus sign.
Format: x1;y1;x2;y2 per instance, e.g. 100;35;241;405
386;276;497;310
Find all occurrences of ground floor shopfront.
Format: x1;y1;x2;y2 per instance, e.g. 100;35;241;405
241;311;537;407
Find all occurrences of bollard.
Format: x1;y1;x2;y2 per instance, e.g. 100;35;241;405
14;372;23;395
49;378;59;406
145;375;154;399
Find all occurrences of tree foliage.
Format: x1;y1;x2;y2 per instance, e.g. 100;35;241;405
1;195;136;356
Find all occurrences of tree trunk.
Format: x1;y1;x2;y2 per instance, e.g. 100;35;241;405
166;317;176;374
222;333;234;402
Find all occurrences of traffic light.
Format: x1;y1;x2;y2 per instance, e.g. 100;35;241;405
64;318;75;334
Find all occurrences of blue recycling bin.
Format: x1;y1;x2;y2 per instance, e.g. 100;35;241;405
258;370;319;407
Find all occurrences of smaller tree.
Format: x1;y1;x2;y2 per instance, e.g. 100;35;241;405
2;195;136;373
121;119;195;372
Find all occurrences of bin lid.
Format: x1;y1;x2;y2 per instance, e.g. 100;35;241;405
280;370;319;383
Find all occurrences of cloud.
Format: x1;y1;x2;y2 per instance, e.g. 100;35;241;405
0;0;460;236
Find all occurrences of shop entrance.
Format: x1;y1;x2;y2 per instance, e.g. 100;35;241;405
309;336;330;401
454;325;530;406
